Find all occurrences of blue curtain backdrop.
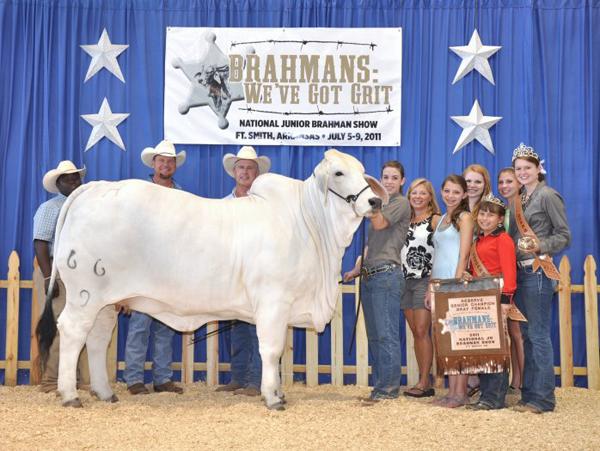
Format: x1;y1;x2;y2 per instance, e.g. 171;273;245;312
1;0;599;386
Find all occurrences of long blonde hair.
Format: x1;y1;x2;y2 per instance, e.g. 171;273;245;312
407;178;441;219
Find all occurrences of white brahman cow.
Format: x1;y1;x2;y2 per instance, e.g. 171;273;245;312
37;149;388;409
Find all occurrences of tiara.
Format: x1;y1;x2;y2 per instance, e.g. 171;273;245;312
512;142;540;162
482;193;506;209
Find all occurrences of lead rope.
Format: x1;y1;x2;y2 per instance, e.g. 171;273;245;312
190;320;238;345
348;220;367;354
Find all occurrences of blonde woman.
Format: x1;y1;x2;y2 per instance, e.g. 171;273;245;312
401;179;441;398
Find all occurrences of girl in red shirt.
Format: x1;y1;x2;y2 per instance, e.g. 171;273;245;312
464;194;517;410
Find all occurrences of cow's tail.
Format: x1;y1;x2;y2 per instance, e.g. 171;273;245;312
36;182;96;370
35;293;57;371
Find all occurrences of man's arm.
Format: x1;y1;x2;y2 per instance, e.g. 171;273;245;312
34;239;52;277
34;239;56;296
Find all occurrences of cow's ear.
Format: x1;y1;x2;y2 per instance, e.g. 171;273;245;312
365;175;389;205
314;158;330;194
324;148;341;162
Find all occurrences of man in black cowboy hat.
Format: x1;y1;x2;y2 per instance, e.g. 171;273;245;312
34;160;89;392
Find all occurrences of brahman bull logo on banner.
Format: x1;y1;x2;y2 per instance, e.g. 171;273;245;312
171;31;246;129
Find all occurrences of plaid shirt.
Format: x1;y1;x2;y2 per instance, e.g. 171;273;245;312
33;193;67;256
148;175;182;190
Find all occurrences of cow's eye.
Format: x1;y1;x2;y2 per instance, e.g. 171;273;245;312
335;171;343;176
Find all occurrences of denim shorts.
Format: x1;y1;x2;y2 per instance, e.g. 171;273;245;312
400;277;428;310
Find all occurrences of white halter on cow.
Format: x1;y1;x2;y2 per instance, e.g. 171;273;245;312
37;149;388;410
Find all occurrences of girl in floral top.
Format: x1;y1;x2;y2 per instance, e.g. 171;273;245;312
401;179;441;398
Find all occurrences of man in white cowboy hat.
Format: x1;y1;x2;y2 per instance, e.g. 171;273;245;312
33;160;89;392
123;140;185;395
140;139;187;188
216;145;270;396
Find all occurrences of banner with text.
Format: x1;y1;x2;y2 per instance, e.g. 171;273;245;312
164;28;402;146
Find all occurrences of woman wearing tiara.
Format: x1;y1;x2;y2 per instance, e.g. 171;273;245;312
510;143;571;414
463;194;517;410
462;164;492;397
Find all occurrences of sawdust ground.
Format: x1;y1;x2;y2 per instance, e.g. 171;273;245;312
1;383;599;450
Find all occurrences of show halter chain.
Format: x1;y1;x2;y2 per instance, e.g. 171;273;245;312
328;184;371;204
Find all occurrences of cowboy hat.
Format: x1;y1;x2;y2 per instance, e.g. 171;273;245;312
42;160;86;194
223;146;271;178
140;140;186;168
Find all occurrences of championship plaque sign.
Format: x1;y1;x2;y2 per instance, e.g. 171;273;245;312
431;276;510;375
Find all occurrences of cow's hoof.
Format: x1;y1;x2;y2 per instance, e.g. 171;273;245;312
62;398;83;408
90;390;119;403
267;401;286;411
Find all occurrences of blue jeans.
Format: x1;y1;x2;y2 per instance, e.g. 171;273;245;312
124;311;175;386
362;267;404;399
230;321;262;389
479;370;509;408
515;267;556;411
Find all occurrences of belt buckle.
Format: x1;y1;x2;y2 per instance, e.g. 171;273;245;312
360;267;370;280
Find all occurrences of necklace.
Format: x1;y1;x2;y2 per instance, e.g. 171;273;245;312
412;212;429;223
521;190;533;209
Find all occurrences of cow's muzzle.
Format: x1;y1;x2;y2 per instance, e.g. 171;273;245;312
368;197;382;210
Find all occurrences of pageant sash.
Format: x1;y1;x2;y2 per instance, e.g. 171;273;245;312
513;194;561;280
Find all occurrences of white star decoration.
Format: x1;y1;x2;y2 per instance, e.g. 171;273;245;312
449;29;501;85
81;28;128;83
81;98;129;151
451;100;502;154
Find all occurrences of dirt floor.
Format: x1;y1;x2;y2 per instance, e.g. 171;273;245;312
1;383;599;450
